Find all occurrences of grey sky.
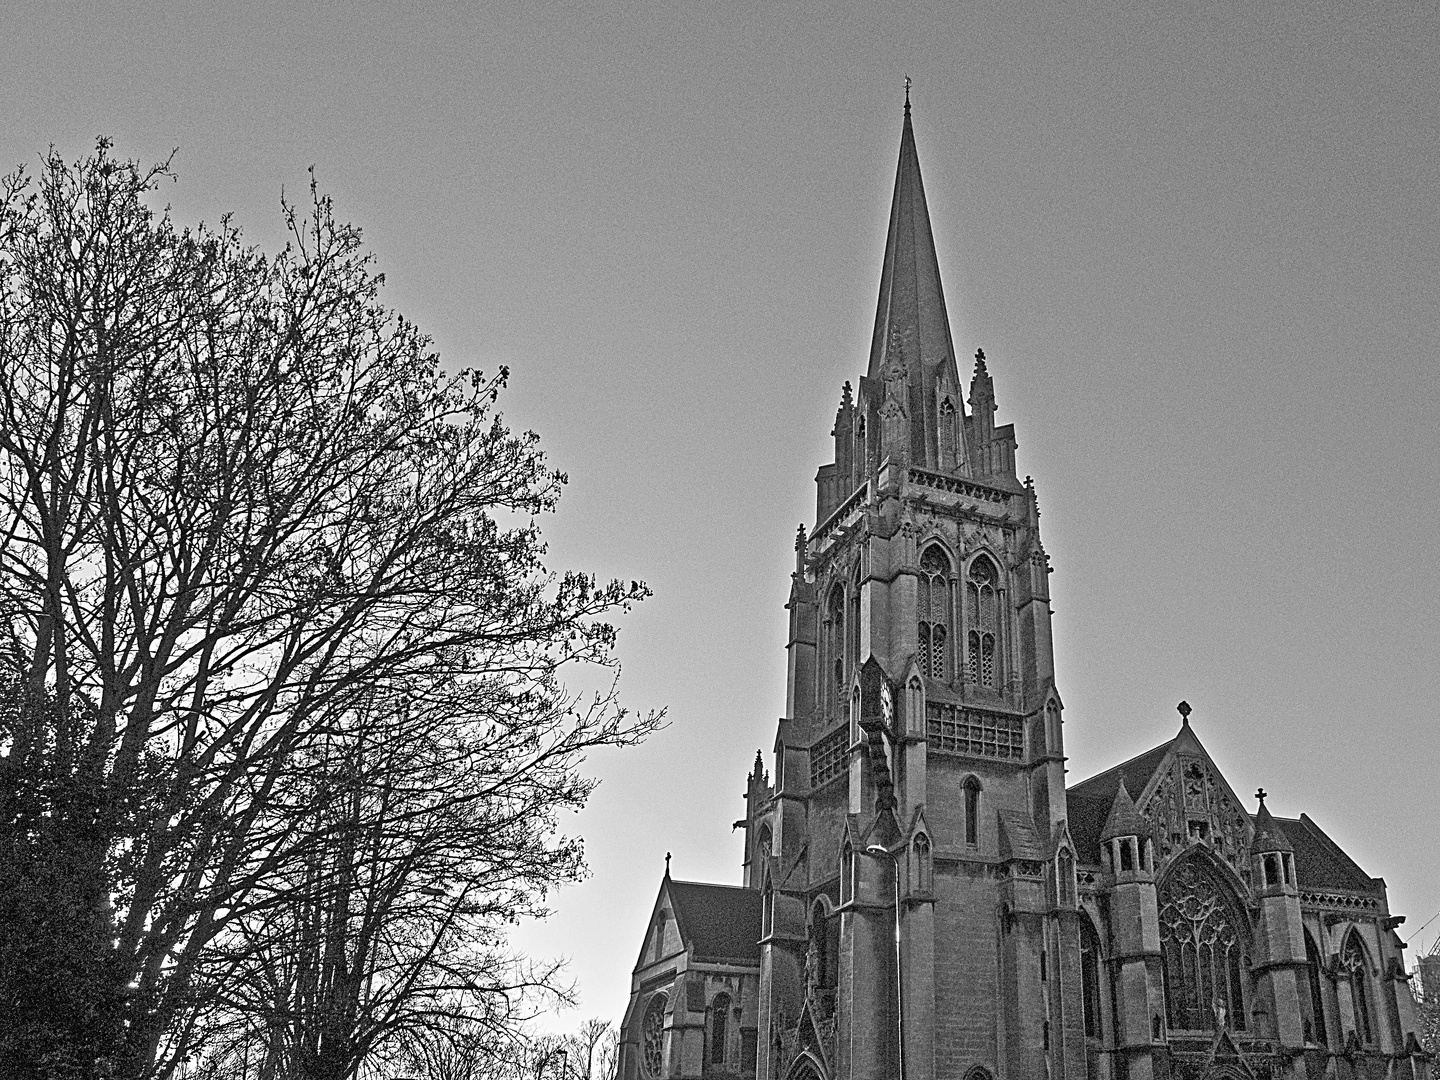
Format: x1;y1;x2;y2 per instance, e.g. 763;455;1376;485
4;0;1437;1032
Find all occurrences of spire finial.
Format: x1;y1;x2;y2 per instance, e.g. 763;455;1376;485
904;76;912;115
1177;700;1192;725
1256;788;1267;807
665;851;672;877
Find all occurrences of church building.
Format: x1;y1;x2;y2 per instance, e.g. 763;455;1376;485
615;99;1430;1080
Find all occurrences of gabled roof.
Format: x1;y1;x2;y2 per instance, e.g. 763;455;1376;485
1067;739;1173;862
1269;814;1380;895
667;880;763;965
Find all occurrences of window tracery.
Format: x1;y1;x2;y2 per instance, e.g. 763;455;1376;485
643;994;668;1078
1158;856;1248;1032
917;546;950;680
1341;932;1373;1045
967;556;999;688
710;993;730;1064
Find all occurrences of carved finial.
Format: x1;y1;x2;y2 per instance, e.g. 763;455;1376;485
795;523;807;550
1177;700;1192;724
665;851;672;877
904;76;912;114
1256;788;1267;807
974;347;986;367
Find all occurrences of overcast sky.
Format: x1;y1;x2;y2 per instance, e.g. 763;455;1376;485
5;0;1438;1032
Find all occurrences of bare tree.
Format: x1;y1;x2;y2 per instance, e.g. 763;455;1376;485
0;142;657;1079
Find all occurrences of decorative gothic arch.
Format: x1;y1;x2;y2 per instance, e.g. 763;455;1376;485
1340;928;1375;1045
964;552;1003;689
1156;848;1252;1033
917;544;952;681
783;1050;828;1080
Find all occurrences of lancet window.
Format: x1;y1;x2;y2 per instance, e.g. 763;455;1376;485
917;546;950;680
1305;930;1329;1047
710;993;730;1064
967;556;1000;689
1157;855;1248;1032
1341;932;1373;1045
1080;917;1103;1039
963;777;981;846
826;583;846;715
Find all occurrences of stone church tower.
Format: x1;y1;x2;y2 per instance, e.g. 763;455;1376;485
615;100;1430;1080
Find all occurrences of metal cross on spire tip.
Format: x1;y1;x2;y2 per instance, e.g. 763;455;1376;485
904;76;912;113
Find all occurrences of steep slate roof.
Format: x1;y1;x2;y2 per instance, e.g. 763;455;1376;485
667;880;763;964
1269;815;1380;895
1067;740;1173;863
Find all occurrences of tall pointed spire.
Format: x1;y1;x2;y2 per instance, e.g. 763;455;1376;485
867;90;965;472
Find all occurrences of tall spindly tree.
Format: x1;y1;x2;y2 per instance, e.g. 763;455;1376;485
0;141;657;1079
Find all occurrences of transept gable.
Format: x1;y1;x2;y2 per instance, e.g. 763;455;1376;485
1135;722;1252;879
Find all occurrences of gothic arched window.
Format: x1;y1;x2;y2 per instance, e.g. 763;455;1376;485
1080;917;1103;1039
967;556;1000;689
1341;932;1373;1045
643;993;668;1078
963;777;981;846
1157;855;1248;1032
826;583;846;714
710;993;731;1064
840;841;855;904
1305;930;1329;1047
917;546;950;680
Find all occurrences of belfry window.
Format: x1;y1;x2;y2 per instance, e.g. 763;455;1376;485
1158;854;1248;1032
917;546;950;680
967;556;1000;689
1341;932;1373;1045
826;584;846;714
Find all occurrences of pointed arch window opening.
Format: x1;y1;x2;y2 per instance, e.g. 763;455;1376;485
963;777;981;846
966;556;1000;690
917;545;951;681
1305;930;1329;1047
1341;932;1373;1045
1080;917;1103;1040
826;583;846;718
1157;856;1248;1033
709;993;731;1065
